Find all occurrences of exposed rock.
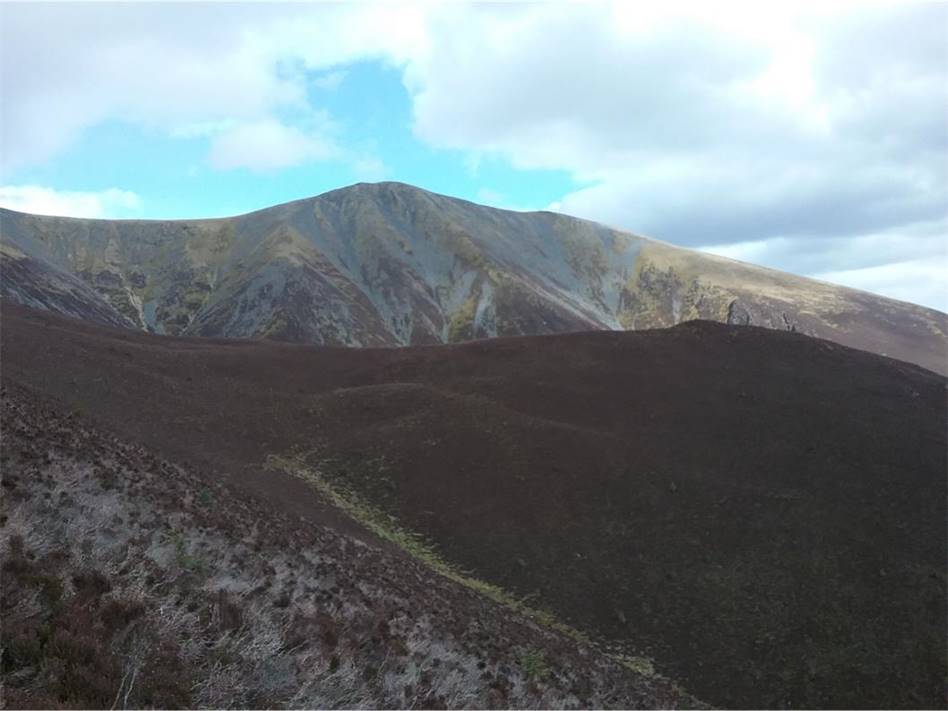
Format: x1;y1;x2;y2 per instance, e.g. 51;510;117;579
1;181;945;372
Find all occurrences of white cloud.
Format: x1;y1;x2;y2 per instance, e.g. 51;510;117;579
395;2;947;309
2;2;945;309
207;118;338;172
351;155;388;181
0;185;142;218
0;5;301;173
0;3;423;174
813;259;948;313
402;3;945;244
312;70;348;91
699;219;948;311
170;120;240;139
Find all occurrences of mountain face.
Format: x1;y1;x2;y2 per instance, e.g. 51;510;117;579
1;181;945;372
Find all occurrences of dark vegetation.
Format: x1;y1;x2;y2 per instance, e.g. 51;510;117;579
0;386;694;709
1;302;945;708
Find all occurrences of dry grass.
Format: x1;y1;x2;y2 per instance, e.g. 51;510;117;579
0;387;702;709
266;452;665;681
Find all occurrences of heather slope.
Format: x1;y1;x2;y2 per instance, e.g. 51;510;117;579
1;181;945;373
1;384;697;709
2;303;944;708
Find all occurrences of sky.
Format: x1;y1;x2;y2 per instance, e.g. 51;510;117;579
1;2;946;311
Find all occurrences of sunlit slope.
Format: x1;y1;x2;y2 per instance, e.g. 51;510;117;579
2;181;944;372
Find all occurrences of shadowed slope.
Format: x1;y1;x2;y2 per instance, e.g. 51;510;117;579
2;181;945;373
1;302;945;708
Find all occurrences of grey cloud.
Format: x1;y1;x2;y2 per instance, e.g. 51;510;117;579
2;3;944;308
410;7;774;166
404;3;946;280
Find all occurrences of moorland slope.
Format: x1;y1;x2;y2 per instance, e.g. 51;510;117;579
1;303;944;708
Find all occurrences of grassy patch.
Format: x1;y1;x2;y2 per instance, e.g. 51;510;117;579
168;530;204;573
197;488;213;507
517;648;551;681
616;654;656;677
448;293;480;343
267;453;626;656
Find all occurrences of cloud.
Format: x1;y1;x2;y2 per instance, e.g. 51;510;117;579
207;118;339;172
407;5;772;169
813;259;948;313
0;3;421;174
2;3;945;309
403;3;945;241
312;70;348;91
351;155;388;181
0;4;301;173
204;115;386;175
699;218;948;311
700;218;947;274
0;185;142;218
396;3;946;309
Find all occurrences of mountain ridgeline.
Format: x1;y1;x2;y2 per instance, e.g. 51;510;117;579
1;181;945;372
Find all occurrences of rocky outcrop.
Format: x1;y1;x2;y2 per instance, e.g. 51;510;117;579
726;300;796;331
0;244;134;329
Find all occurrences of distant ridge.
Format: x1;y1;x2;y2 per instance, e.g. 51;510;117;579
2;181;945;373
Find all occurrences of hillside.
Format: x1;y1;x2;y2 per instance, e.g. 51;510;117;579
1;303;944;708
2;383;700;709
1;181;945;374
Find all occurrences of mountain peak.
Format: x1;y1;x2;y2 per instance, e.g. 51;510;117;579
1;187;945;372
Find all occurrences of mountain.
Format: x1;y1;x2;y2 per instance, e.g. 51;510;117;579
2;302;944;708
1;181;945;373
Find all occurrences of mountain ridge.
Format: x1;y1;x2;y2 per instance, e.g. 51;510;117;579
0;179;936;315
2;181;945;373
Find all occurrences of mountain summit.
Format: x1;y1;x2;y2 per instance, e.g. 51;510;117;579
1;181;945;372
